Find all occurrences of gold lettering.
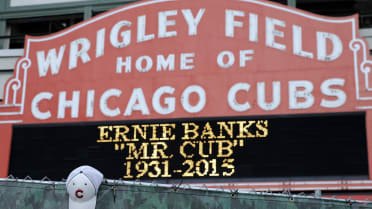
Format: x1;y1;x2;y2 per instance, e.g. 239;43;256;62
151;142;170;159
132;124;148;140
256;120;268;137
161;161;171;177
180;141;195;158
97;126;112;142
237;120;256;138
182;160;194;177
126;142;150;160
182;123;199;140
149;124;160;141
195;159;209;176
209;159;219;176
222;158;235;176
198;141;209;157
123;161;133;178
114;143;125;151
148;161;161;178
208;140;215;155
113;125;130;142
160;123;176;140
135;161;148;178
216;140;233;157
200;122;216;139
217;121;235;139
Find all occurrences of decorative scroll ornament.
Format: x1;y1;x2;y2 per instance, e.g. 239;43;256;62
350;38;372;100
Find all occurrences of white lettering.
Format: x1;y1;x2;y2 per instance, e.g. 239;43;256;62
86;90;95;117
100;89;122;117
158;10;177;38
137;15;155;43
181;85;206;113
136;56;153;72
124;88;150;116
96;28;105;58
240;50;254;67
31;92;53;120
157;54;175;71
266;17;286;51
116;56;132;73
249;13;258;42
57;91;80;118
182;9;205;36
228;83;250;112
36;45;65;77
225;9;244;38
152;86;175;114
320;78;346;108
110;20;131;48
289;80;314;109
257;81;281;111
217;50;235;68
317;32;343;61
69;38;91;70
180;53;195;70
293;25;313;59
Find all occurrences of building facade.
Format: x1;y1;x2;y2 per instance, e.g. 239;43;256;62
1;0;372;200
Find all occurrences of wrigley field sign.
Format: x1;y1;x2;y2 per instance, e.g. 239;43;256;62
0;0;372;183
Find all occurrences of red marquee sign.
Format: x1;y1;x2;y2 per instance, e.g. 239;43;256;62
1;0;372;191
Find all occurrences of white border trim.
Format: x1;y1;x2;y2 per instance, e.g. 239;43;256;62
0;120;22;124
191;179;372;192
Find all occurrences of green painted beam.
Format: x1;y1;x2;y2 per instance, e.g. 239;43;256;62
288;0;296;8
0;0;8;12
0;20;6;49
2;0;137;13
0;1;138;19
84;6;93;20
